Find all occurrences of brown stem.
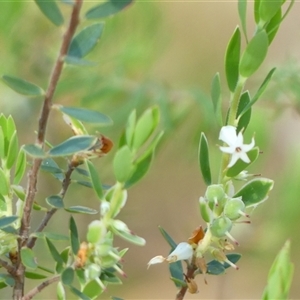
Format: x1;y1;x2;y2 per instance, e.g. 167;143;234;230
0;258;15;275
13;1;83;299
21;275;60;300
175;263;197;300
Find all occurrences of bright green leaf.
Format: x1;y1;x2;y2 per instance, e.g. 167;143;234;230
65;206;97;214
113;146;134;183
64;56;96;66
23;144;46;158
6;131;18;170
83;280;104;299
259;0;283;23
46;195;64;209
86;0;133;19
69;286;91;300
30;232;69;241
69;216;80;255
125;110;136;148
35;0;64;26
236;91;251;133
0;168;9;195
234;178;274;207
48;136;97;157
25;271;47;280
0;215;18;228
199;133;212;186
57;282;66;300
58;106;112;125
211;73;222;126
85;160;103;199
238;0;248;41
13;149;26;185
61;267;74;286
21;247;38;269
266;9;282;44
254;0;260;24
68;23;104;59
46;238;64;264
225;27;241;92
1;75;44;96
110;226;145;246
226;147;259;178
239;30;269;78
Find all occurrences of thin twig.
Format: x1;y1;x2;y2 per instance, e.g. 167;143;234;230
22;275;60;300
0;257;15;275
175;263;197;300
13;1;83;299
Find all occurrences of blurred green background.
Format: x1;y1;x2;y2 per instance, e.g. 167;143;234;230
1;1;300;299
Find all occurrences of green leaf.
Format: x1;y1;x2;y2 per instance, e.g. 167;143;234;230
46;238;64;264
48;136;97;157
207;260;225;275
158;226;177;250
0;215;18;228
226;147;259;178
240;68;276;116
132;106;159;150
125;151;154;188
6;131;18;170
30;232;68;241
46;195;64;209
254;0;260;24
69;286;91;300
0;127;5;159
35;0;64;26
13;149;26;185
0;273;14;286
64;56;96;66
68;23;104;59
61;267;74;286
25;271;47;280
224;253;242;269
259;0;283;23
113;146;134;183
170;277;186;288
21;247;37;269
225;27;241;92
1;75;44;96
65;206;97;214
58;106;112;125
57;282;66;300
211;73;222;126
23;144;46;158
238;0;248;41
169;261;184;288
234;178;274;207
75;180;93;188
110;226;146;246
198;133;212;186
236;91;251;133
262;240;293;300
83;280;104;299
69;216;80;255
239;30;269;78
85;160;103;199
86;0;133;19
41;158;64;181
125;110;136;148
266;8;282;44
0;168;9;195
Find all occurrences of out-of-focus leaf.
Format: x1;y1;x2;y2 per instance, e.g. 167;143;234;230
86;0;133;19
58;106;112;125
239;30;269;78
69;216;80;255
34;0;64;26
169;261;184;288
236;91;251;133
57;281;66;300
238;0;248;41
199;133;212;186
125;110;136;148
21;247;37;269
1;75;44;96
68;23;104;59
30;232;69;241
0;169;9;196
69;286;91;300
158;226;177;250
211;73;222;126
224;253;242;269
234;178;274;207
64;56;95;66
85;160;103;199
0;215;18;228
23;144;46;158
61;267;75;286
46;238;64;264
259;0;283;23
25;271;47;280
13;149;26;185
83;280;104;299
113;146;134;183
46;195;64;209
207;260;225;275
225;27;241;92
48;136;97;157
6;131;18;170
266;9;281;44
65;206;97;214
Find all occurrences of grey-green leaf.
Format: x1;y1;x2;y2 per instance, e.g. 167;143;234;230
169;262;184;288
239;30;269;78
86;0;133;19
225;27;241;92
158;226;177;250
236;91;251;133
46;238;64;264
68;23;104;59
234;178;274;207
58;106;112;125
0;215;18;228
65;206;97;214
35;0;64;26
21;247;38;270
199;133;212;186
48;136;97;157
85;160;103;199
23;144;46;158
61;267;74;286
1;75;44;96
46;195;64;209
69;216;80;255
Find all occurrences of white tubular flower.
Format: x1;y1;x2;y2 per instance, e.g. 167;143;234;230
219;125;255;168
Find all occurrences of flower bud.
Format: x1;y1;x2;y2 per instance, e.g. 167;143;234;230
210;216;232;238
224;197;247;220
84;263;101;281
205;184;226;209
199;197;212;223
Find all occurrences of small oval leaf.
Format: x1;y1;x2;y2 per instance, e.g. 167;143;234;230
199;133;212;186
86;0;133;19
61;267;75;286
113;146;134;183
68;23;104;59
48;136;97;157
65;206;97;214
23;144;46;158
239;30;269;78
1;75;45;96
234;178;274;207
46;195;64;209
25;271;47;280
35;0;64;26
21;247;38;269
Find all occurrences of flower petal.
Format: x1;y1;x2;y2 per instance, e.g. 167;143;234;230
219;126;237;146
147;255;165;268
227;153;240;168
166;242;193;263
